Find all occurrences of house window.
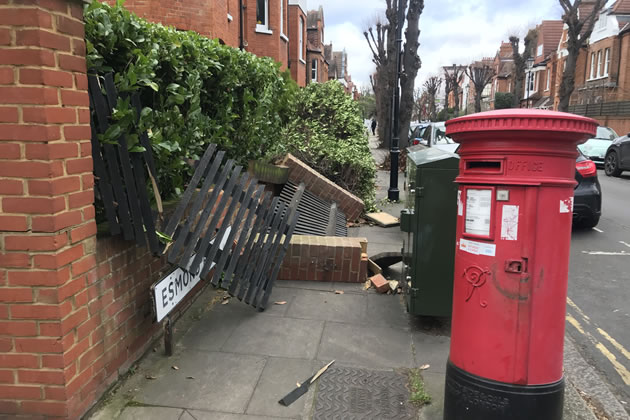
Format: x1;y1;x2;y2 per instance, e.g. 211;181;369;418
590;52;596;79
311;59;318;82
597;50;602;78
299;17;304;61
256;0;269;32
546;68;550;91
604;47;610;76
534;71;539;92
537;44;543;57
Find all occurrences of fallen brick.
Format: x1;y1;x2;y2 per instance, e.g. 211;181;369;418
370;274;389;294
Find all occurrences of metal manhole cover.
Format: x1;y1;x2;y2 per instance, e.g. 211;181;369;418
313;366;417;420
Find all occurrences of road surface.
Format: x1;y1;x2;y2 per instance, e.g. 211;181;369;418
567;170;630;413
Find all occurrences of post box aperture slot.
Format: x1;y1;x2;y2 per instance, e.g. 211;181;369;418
463;186;496;240
464;160;503;174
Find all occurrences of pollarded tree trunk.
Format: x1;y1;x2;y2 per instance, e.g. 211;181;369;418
398;0;424;148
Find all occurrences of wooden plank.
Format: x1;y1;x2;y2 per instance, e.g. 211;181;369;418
251;204;292;308
226;193;272;296
167;150;225;264
179;160;236;267
103;74;146;245
187;164;242;274
163;144;217;237
131;152;160;254
198;173;251;279
235;197;280;301
243;201;287;305
257;210;299;310
206;182;262;283
214;186;266;289
89;121;120;235
365;212;400;227
88;75;134;240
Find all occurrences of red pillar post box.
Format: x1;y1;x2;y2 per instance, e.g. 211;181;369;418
443;109;597;420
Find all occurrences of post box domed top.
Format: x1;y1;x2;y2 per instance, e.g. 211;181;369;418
445;109;597;141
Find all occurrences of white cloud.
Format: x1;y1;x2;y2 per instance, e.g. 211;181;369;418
325;22;375;90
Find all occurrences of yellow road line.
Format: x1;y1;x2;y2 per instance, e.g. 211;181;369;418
566;313;630;386
597;328;630;362
595;343;630;386
567;297;591;323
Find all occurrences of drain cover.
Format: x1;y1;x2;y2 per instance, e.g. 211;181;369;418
313;366;417;420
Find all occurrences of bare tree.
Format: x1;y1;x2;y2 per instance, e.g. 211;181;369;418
466;63;496;113
423;76;441;120
398;0;425;147
444;64;465;115
509;29;538;107
557;0;607;111
364;0;425;149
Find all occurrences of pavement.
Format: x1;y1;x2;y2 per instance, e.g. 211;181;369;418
87;137;619;420
565;169;630;417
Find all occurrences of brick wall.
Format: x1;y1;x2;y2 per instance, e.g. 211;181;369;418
288;4;306;87
105;0;241;48
244;0;289;70
278;236;368;283
283;154;364;221
0;0;99;417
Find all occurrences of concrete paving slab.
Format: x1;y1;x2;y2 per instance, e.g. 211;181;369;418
330;282;372;294
286;289;367;325
245;357;316;418
222;316;324;359
136;351;266;413
189;411;287;420
366;293;410;329
411;332;451;373
274;280;335;292
179;411;195;420
417;371;445;420
118;407;184;420
564;383;598;420
317;321;414;368
178;307;258;352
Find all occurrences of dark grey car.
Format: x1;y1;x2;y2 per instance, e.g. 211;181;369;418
604;133;630;177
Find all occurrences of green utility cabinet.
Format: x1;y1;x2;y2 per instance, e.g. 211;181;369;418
400;146;459;316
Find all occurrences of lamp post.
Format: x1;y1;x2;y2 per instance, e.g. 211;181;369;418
526;57;534;108
388;0;405;202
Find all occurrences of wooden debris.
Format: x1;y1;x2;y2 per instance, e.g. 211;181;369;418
274;301;287;305
368;258;382;275
365;212;400;227
334;290;344;295
420;364;430;370
171;366;179;370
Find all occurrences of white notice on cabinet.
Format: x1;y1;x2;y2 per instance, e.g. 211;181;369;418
465;189;492;236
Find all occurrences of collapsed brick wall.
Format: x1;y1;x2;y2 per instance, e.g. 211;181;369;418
278;236;368;283
283;154;364;221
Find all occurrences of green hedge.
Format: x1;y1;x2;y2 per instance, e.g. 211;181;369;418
270;82;376;210
85;1;374;211
85;0;296;198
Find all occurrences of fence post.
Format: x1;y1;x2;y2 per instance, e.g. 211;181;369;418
0;0;98;417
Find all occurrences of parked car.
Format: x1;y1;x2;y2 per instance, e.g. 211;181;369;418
409;122;429;142
411;122;459;154
574;149;602;228
604;133;630;177
578;126;618;167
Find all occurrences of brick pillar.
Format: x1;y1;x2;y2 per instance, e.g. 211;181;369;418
0;0;98;417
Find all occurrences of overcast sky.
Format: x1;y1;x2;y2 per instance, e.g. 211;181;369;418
315;0;568;90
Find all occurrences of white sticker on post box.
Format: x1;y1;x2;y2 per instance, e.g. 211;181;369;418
457;191;463;216
465;189;492;236
459;238;496;256
500;205;519;241
560;197;574;213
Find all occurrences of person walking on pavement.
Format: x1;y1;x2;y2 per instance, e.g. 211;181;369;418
371;118;377;135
